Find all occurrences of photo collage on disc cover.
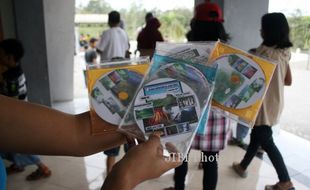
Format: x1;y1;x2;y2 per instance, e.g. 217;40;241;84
212;54;266;109
132;60;211;140
91;69;143;125
134;78;200;139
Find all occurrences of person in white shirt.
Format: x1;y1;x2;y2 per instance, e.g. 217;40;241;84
96;10;131;175
97;11;129;62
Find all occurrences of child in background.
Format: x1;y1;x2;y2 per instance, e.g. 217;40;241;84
164;2;232;190
0;39;51;181
84;37;98;65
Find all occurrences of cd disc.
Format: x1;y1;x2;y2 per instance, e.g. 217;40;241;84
154;62;211;105
211;54;266;109
91;69;143;125
133;77;201;143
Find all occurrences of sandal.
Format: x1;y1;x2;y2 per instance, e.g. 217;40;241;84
26;167;51;181
6;164;25;175
232;162;248;178
265;181;295;190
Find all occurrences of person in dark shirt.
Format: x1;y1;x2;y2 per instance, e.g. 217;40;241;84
0;39;27;100
0;38;51;181
84;37;98;65
137;16;164;58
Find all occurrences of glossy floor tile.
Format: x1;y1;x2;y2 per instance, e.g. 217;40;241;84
5;141;310;190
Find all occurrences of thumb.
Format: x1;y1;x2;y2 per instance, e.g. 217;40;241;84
148;132;162;143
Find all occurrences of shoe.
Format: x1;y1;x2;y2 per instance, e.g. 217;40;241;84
6;164;25;175
228;138;240;146
163;187;175;190
26;167;51;181
229;138;248;149
265;181;295;190
238;143;249;150
232;162;248;178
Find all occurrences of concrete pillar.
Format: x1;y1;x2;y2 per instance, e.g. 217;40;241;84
0;0;16;38
43;0;75;102
223;0;269;50
13;0;52;106
13;0;75;104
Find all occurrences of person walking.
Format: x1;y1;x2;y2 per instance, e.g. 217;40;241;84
232;12;294;190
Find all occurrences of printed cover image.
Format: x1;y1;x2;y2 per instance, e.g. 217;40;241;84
135;107;154;120
213;70;245;104
91;87;105;103
118;43;215;160
177;95;196;108
91;69;143;121
134;78;200;138
212;53;266;109
156;63;210;103
208;42;276;127
87;60;150;128
143;80;183;96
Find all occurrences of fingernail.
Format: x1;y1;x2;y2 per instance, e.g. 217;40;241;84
153;131;163;137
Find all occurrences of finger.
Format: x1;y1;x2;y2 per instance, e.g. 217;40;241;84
157;143;164;156
165;142;179;153
118;125;146;145
126;137;138;150
164;142;183;163
162;152;182;170
148;132;162;144
150;131;163;138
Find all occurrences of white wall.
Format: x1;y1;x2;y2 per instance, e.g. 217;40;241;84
224;0;269;51
44;0;75;101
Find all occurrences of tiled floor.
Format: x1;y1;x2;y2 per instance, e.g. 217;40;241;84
5;137;310;190
4;98;310;190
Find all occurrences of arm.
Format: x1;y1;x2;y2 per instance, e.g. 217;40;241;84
92;51;98;64
96;33;105;54
0;95;126;156
96;48;102;54
158;31;164;42
101;133;181;190
284;64;292;86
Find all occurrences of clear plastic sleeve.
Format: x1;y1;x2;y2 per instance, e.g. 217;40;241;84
86;57;150;135
118;42;216;159
207;42;277;127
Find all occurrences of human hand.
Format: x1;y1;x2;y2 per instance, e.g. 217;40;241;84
101;132;182;190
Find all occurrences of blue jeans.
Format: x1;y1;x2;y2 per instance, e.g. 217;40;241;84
236;123;249;141
0;153;40;168
240;125;290;182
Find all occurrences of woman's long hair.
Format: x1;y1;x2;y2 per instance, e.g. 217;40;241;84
261;12;293;49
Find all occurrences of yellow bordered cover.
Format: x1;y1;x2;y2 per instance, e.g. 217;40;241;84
208;42;276;127
87;58;150;135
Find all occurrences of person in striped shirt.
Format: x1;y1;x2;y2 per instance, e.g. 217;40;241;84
0;38;51;181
